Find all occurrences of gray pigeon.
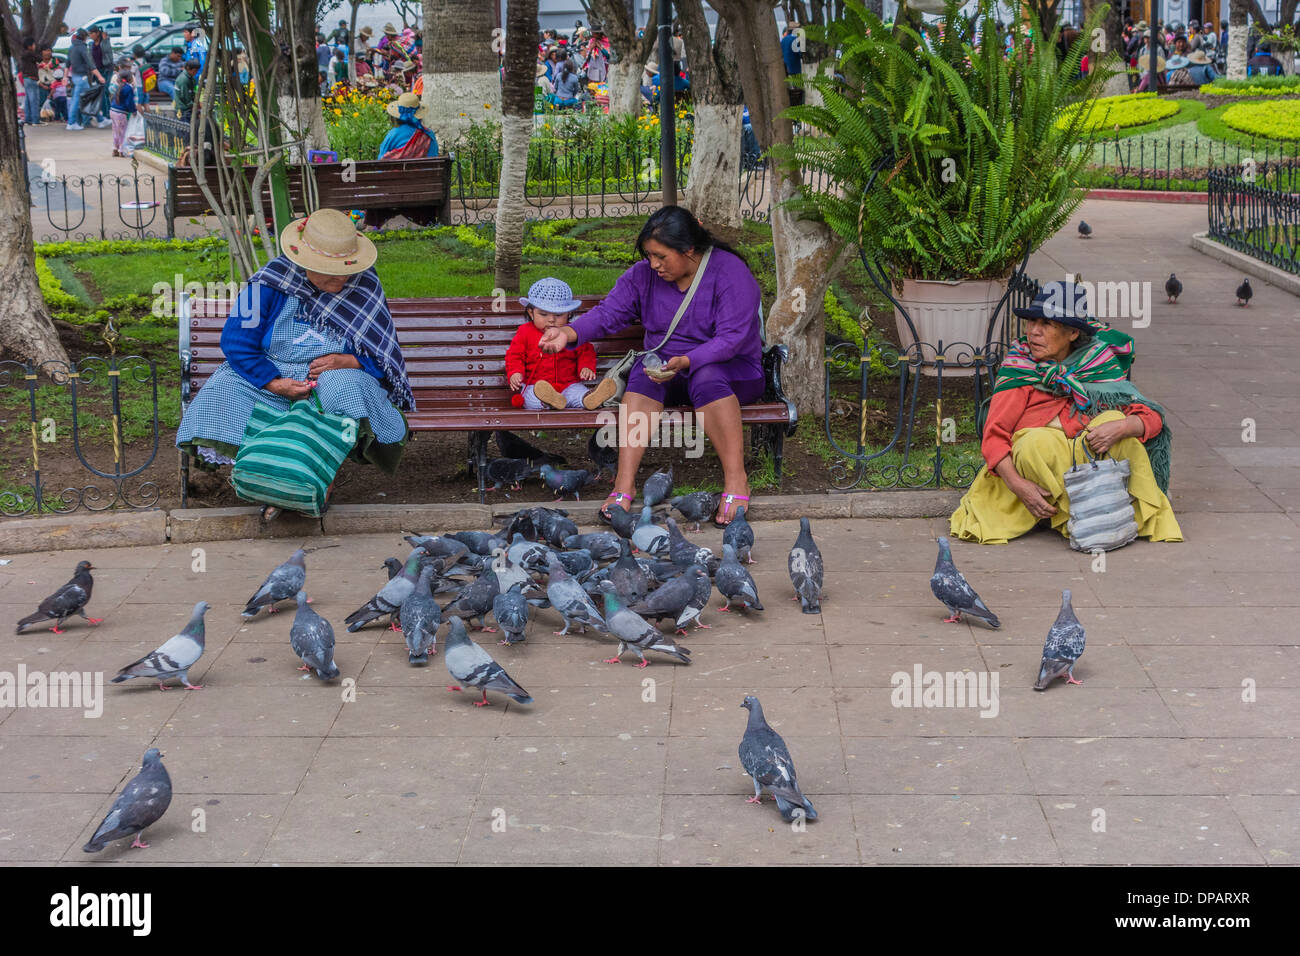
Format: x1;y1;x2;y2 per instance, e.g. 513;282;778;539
930;536;1000;628
443;616;533;707
382;557;403;580
739;696;817;822
610;540;650;604
667;516;713;568
1236;277;1252;306
487;456;537;491
290;591;340;680
448;530;507;556
242;549;306;617
492;582;531;645
442;566;502;631
539;463;594;500
716;544;764;612
1034;589;1086;690
507;532;551;571
631;505;669;556
400;564;441;663
16;560;98;634
631;565;709;635
787;517;824;614
535;509;580;549
545;557;607;635
563;531;621;561
670;491;720;532
677;564;713;631
1165;273;1182;304
404;534;471;565
111;601;209;690
82;748;172;852
346;549;426;632
642;464;674;508
606;499;636;539
495;429;565;466
554;549;595;578
587;430;618;481
600;589;691;667
723;505;755;564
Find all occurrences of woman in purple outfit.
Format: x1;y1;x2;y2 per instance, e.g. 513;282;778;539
539;206;763;527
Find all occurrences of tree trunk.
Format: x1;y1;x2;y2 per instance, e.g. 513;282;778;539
1228;0;1250;79
422;0;501;145
586;0;658;117
2;0;72;54
348;0;361;85
0;25;69;367
494;0;540;293
711;0;846;418
274;0;329;157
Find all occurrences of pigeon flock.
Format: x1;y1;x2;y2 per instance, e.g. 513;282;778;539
15;457;1094;851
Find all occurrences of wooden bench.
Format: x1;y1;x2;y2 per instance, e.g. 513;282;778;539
166;156;453;237
178;293;798;505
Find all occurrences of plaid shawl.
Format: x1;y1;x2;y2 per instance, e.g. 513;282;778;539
251;256;414;412
995;321;1172;492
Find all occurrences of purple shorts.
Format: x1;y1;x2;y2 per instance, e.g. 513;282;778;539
625;354;765;408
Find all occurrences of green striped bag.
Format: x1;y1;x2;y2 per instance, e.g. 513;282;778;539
231;393;357;517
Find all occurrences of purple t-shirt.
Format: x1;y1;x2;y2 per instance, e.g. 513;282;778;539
570;249;763;376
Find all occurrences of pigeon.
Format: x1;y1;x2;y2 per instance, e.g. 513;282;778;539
507;532;552;572
448;530;507;556
606;500;637;539
442;566;502;631
1236;278;1252;306
545;557;607;635
1034;589;1086;690
723;504;755;563
495;430;566;466
716;545;764;612
670;491;720;532
587;430;618;481
1077;220;1091;238
500;508;538;542
739;696;817;823
111;601;209;690
290;591;340;680
610;540;650;604
1165;273;1182;304
630;565;704;635
540;463;594;500
930;536;1000;628
677;564;713;632
562;531;621;561
667;516;713;568
82;748;172;852
631;505;669;555
486;457;537;491
15;560;98;634
534;508;579;548
403;534;471;565
242;549;307;618
554;549;595;578
346;549;426;632
788;517;824;614
443;616;533;707
599;589;691;667
642;464;674;507
492;582;532;645
400;564;441;663
382;557;404;580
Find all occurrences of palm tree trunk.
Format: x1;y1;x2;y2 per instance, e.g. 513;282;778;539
495;0;539;293
421;0;502;145
274;0;330;156
1228;0;1250;79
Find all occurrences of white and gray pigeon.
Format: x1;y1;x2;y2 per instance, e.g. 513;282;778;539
723;504;755;564
492;582;531;645
599;588;691;667
83;748;172;852
628;566;698;631
443;616;533;707
930;536;1000;628
346;548;425;632
610;540;650;604
111;601;209;690
242;549;306;618
631;505;669;556
670;491;720;532
716;544;764;612
1034;589;1086;690
739;696;817;823
667;516;713;568
442;565;502;631
15;559;99;634
788;517;824;614
677;563;713;632
400;564;441;664
290;590;340;680
563;531;621;561
545;557;606;635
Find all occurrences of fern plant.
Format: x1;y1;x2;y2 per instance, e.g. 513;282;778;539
781;0;1112;282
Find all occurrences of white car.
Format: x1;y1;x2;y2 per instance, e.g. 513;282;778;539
52;8;171;56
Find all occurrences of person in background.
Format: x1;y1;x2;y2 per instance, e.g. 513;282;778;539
329;19;350;48
1220;19;1228;51
20;36;41;125
332;48;347;86
781;22;803;107
173;58;199;123
236;50;250;86
109;67;137;157
89;25;114;123
157;46;184;97
50;68;68;122
316;33;332;76
1185;49;1219;84
37;48;55;120
550;59;583;108
129;44;148;103
355;25;375;75
583;30;609;84
184;26;208;71
65;28;98;130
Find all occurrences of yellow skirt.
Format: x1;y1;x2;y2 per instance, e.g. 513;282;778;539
949;409;1184;545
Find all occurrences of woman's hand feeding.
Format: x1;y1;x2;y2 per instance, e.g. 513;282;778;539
538;326;577;354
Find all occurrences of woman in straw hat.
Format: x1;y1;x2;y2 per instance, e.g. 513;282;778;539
365;92;439;230
176;209;412;513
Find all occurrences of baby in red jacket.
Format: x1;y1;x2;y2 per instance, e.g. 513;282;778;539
506;277;617;410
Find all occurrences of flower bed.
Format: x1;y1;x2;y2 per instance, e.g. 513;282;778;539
1220;100;1300;141
1057;92;1181;132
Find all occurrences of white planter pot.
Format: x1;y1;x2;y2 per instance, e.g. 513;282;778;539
893;277;1009;377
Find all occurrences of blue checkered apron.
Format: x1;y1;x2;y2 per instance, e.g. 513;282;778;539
176;295;408;451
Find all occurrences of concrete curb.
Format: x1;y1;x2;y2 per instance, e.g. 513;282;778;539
1088;189;1208;204
1189;232;1300;297
1;491;963;555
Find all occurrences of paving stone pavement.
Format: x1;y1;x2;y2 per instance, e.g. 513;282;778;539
1;198;1298;865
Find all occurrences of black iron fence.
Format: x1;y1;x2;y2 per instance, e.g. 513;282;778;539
0;356;162;516
1082;134;1300;191
30;166;166;242
143;112;191;163
1207;163;1300;274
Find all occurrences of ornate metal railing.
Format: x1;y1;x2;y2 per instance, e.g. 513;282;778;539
0;355;161;517
31;165;166;241
143;112;191;162
1208;164;1300;274
1082;133;1300;191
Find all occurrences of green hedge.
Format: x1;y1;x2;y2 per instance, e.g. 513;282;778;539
1220;100;1300;141
1057;93;1180;132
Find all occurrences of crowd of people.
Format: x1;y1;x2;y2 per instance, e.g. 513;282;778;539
318;21;423;97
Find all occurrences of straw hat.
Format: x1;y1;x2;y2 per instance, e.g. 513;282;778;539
1188;49;1211;64
383;22;399;36
279;209;377;276
385;90;427;119
359;25;373;39
1166;54;1190;69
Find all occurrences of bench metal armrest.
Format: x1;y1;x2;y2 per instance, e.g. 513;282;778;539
762;343;797;435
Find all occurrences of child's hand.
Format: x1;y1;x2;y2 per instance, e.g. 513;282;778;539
508;372;523;391
579;367;595;381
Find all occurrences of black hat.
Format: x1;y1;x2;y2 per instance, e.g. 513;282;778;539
1013;281;1094;332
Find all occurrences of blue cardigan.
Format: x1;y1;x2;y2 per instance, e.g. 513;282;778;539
219;283;383;388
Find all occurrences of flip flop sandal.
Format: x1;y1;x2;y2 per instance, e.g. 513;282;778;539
713;493;750;528
600;491;633;524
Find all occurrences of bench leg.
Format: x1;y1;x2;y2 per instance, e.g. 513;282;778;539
471;431;489;505
179;449;190;508
773;429;785;490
